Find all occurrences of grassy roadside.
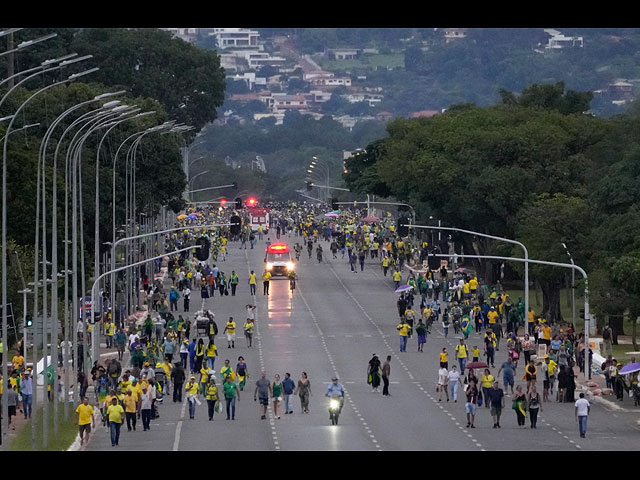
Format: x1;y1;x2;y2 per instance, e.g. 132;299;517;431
10;403;78;451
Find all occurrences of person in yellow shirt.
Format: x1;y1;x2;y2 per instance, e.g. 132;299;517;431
469;276;478;296
487;306;499;323
185;375;200;420
393;270;402;289
462;282;470;299
123;389;138;431
105;320;115;349
205;378;219;421
248;270;257;295
243;319;254;348
472;346;480;362
455;339;469;371
205;340;217;369
12;352;25;373
527;308;536;335
262;270;271;295
76;396;95;445
106;396;125;446
381;256;390;276
439;348;448;369
200;365;213;396
224;317;237;349
397;320;411;352
480;369;495;408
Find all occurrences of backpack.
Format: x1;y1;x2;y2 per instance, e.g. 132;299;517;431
603;328;611;340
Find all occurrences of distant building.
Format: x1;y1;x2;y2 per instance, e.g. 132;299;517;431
375;111;394;122
327;48;360;60
304;71;352;87
333;115;376;131
208;28;260;49
342;92;384;107
409;110;439;118
163;28;199;43
220;50;286;73
543;29;584;51
443;28;468;42
606;80;634;102
227;73;267;91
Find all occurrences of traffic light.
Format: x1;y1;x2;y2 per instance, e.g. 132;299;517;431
26;315;33;328
232;181;238;190
230;215;241;235
331;198;338;210
220;198;227;207
247;197;257;207
306;181;313;191
397;216;410;237
195;237;210;261
579;308;585;319
235;197;243;209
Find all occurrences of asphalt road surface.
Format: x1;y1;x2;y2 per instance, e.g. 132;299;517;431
87;234;640;451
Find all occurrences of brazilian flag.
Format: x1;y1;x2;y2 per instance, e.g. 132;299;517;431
461;315;473;338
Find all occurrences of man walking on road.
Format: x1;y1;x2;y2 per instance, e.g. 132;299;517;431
489;381;505;428
396;318;411;352
249;270;257;296
255;372;272;420
382;355;392;396
172;361;186;403
455;339;469;372
575;392;591;438
262;269;271;295
76;396;95;445
282;372;296;414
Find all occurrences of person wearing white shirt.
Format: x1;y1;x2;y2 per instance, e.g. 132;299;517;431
438;367;450;402
447;366;464;402
140;387;153;431
575;393;590;438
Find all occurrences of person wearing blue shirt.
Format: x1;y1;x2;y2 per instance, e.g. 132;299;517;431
282;373;296;414
498;357;516;395
326;376;345;415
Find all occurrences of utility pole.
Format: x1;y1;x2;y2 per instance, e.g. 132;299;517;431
7;32;15;89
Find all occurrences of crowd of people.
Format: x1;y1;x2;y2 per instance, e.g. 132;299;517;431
4;200;640;448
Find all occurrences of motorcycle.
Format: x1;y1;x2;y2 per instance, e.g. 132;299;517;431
329;397;342;425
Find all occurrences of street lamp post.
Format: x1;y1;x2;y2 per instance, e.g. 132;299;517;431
562;243;576;326
2;65;98;442
430;252;591;379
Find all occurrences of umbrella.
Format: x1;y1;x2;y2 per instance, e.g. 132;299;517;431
177;214;187;220
394;285;414;294
186;214;198;220
619;362;640;375
363;216;380;223
325;212;339;218
466;361;488;370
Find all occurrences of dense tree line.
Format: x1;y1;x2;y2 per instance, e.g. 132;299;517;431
344;81;640;341
0;28;226;323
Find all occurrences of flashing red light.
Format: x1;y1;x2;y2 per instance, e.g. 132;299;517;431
247;197;257;206
220;198;227;205
267;244;289;253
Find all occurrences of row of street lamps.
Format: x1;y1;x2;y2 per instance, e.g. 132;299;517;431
0;30;196;447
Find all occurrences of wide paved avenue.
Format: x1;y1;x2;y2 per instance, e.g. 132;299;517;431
87;234;639;451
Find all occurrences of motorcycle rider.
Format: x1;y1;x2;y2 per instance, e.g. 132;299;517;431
325;376;345;416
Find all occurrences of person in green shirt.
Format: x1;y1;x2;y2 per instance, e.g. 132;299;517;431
229;271;239;296
223;376;239;420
